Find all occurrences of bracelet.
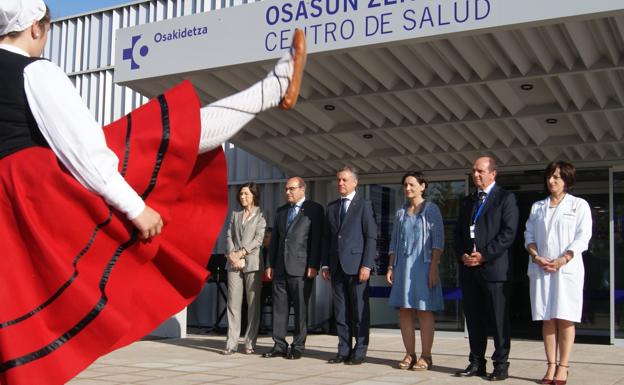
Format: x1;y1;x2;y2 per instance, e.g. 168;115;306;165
387;266;394;271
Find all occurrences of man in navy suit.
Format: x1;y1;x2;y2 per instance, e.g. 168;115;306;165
454;156;519;381
263;177;324;360
321;166;377;365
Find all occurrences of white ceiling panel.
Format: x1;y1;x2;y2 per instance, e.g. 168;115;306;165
127;11;624;176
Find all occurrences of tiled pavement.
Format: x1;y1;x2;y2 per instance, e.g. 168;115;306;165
70;330;624;384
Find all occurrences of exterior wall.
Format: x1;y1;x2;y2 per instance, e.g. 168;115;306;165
45;1;619;341
46;0;263;126
46;0;288;253
44;0;294;335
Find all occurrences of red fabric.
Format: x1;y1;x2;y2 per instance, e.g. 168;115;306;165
0;81;227;385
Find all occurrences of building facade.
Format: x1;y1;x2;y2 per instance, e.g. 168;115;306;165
46;0;624;344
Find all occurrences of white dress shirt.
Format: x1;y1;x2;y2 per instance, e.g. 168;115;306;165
341;190;356;212
2;44;145;219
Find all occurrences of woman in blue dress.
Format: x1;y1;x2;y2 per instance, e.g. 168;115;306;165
386;171;444;371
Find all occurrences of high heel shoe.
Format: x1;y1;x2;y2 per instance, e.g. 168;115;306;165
397;353;416;369
540;362;556;384
411;355;432;371
553;363;569;385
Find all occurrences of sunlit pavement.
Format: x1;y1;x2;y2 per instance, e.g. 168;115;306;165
70;330;624;384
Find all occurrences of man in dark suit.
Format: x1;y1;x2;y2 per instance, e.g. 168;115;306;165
321;166;377;365
262;177;324;359
454;156;519;381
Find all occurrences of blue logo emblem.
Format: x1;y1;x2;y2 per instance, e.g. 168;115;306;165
122;35;149;70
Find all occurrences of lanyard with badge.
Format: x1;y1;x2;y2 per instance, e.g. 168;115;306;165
470;193;487;250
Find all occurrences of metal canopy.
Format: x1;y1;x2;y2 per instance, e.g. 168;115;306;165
124;10;624;177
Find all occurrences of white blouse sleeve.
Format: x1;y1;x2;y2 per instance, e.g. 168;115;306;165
23;60;145;220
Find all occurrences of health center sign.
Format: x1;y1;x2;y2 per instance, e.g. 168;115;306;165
115;0;623;83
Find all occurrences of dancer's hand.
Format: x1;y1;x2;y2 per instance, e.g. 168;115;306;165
132;206;164;239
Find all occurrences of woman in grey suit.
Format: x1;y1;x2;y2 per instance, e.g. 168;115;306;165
223;182;266;354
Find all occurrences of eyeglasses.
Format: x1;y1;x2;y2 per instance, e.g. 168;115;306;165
284;186;301;192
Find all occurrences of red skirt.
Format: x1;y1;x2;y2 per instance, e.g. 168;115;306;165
0;81;227;385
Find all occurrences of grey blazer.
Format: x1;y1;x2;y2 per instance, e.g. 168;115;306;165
225;206;266;273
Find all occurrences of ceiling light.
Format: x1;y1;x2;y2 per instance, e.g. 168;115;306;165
363;134;373;139
546;118;558;124
324;104;335;111
520;83;534;91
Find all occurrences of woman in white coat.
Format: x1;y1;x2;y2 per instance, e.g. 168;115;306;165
524;161;592;385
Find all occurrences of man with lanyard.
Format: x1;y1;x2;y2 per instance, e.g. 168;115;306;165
454;156;519;381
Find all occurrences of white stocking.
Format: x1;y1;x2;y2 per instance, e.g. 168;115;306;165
198;50;294;153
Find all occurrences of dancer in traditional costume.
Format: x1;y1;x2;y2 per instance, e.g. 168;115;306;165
0;1;307;383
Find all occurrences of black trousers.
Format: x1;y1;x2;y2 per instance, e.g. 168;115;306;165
331;264;370;360
460;268;511;368
271;274;313;353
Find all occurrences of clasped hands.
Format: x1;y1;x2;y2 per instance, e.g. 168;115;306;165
461;251;485;267
532;255;567;272
227;249;246;271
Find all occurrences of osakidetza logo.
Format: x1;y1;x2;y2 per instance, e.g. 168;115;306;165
122;25;208;70
122;34;148;70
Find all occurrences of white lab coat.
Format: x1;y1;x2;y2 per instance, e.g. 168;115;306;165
524;194;592;322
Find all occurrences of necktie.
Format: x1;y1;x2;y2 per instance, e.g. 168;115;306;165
472;191;487;223
339;198;348;224
287;204;297;227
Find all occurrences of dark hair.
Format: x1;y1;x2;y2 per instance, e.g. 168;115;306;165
237;182;260;206
39;6;51;28
3;6;50;38
544;160;576;192
401;171;428;192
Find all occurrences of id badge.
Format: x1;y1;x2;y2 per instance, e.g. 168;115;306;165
470;225;476;239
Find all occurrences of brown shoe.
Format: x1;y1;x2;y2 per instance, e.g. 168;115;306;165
278;28;307;110
411;355;432;371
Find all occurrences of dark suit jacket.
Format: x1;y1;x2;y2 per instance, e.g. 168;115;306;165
454;184;519;282
267;199;324;277
322;193;377;275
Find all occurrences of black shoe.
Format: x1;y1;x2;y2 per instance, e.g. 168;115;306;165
286;350;302;360
488;368;509;381
327;355;349;364
455;363;487;377
262;349;287;358
345;357;365;365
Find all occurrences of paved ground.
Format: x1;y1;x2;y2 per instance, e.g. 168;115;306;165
70;330;624;385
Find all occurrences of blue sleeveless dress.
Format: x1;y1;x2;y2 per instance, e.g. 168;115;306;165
389;212;444;311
